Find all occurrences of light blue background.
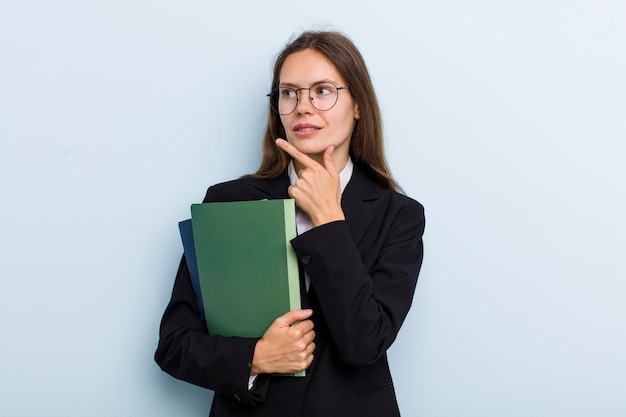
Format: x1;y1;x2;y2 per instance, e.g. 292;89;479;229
1;1;625;416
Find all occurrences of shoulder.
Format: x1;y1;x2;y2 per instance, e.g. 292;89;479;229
349;167;424;216
202;178;262;203
389;189;424;217
366;186;426;247
378;187;425;234
201;174;289;203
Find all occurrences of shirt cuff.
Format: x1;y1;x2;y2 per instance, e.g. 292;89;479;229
248;374;258;390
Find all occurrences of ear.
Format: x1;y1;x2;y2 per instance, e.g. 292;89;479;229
354;103;360;120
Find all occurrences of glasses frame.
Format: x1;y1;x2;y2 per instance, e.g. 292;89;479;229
267;82;350;115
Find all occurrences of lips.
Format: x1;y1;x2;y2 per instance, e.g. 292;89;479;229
293;124;321;136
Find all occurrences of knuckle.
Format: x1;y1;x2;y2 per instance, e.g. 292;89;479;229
291;326;303;337
294;340;307;351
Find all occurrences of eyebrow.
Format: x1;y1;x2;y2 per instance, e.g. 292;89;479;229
278;79;338;88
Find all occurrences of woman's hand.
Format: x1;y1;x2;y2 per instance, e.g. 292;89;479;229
275;138;345;227
251;309;316;375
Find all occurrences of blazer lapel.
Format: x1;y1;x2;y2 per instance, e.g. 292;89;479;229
251;173;291;200
340;167;380;246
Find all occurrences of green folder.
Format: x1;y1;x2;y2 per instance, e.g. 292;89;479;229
190;199;302;342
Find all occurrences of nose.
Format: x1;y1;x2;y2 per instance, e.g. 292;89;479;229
295;88;314;115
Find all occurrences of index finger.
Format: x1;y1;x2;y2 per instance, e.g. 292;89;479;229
276;308;313;327
275;138;320;169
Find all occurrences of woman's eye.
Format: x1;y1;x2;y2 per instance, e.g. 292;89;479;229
280;89;296;99
314;84;335;97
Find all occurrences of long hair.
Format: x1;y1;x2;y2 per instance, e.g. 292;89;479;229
245;31;399;191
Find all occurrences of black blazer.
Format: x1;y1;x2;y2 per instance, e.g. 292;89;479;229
155;166;425;417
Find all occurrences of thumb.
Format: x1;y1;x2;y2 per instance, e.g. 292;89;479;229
323;145;338;175
275;309;313;327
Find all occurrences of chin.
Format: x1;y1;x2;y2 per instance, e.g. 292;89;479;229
289;139;327;155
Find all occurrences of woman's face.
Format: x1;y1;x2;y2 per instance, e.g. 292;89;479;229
278;49;360;170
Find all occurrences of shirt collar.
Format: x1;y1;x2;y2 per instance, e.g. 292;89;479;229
288;157;354;194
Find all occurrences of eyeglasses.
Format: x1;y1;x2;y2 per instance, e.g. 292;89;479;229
267;82;350;115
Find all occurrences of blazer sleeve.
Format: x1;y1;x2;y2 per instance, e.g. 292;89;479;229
289;196;425;366
154;256;268;405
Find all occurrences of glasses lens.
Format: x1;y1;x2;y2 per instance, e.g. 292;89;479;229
276;87;297;115
310;82;338;111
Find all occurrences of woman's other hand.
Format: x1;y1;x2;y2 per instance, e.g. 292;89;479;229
251;309;316;375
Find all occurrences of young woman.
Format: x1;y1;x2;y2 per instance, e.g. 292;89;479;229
155;31;425;417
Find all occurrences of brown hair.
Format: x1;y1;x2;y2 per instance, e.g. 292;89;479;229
245;31;400;191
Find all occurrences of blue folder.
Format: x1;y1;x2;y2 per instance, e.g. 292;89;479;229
178;219;206;324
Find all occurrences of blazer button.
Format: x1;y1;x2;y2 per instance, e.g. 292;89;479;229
301;255;311;264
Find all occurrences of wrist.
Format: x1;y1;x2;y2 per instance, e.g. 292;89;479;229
251;339;267;375
310;207;346;227
311;210;345;227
